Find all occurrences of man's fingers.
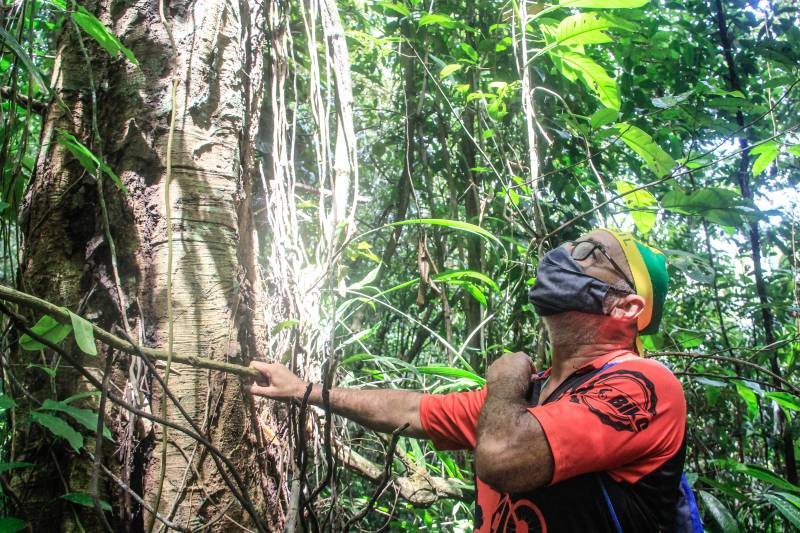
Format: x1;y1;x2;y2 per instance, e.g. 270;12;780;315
248;361;272;385
249;383;274;397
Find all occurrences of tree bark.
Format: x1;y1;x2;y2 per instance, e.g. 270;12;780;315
15;0;284;530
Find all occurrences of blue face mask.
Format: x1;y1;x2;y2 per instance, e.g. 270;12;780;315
528;246;613;316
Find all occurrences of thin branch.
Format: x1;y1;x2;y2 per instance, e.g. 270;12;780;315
0;284;260;378
342;423;409;531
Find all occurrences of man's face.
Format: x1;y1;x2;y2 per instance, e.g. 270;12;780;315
562;230;634;291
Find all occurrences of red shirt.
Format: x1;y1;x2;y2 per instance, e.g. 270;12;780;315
419;351;687;532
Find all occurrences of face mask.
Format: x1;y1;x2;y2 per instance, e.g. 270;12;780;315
528;246;613;316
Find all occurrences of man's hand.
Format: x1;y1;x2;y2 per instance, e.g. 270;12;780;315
476;351;553;493
248;362;307;402
486;352;534;396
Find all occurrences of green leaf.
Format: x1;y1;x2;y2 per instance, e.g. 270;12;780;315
765;392;800;413
71;7;138;65
699;490;740;533
270;319;299;335
56;131;128;192
416;366;485;386
0;27;50;96
463;282;487;306
0;462;33;474
0;517;27;533
750;141;779;176
439;64;462;78
68;311;97;356
31;412;83;452
560;0;649;7
615;180;658;235
466;92;496;103
613;123;675;176
434;270;500;292
387;219;502;247
733;381;758;419
550;51;620;110
60;492;112;512
376;1;410;17
418;14;455;29
590;107;618;128
459;43;478;62
553;13;624;47
787;145;800;157
764;493;800;528
728;462;800;492
19;314;73;351
40;399;113;440
0;394;16;411
661;187;755;227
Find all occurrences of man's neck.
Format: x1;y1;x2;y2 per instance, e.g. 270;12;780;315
548;341;631;381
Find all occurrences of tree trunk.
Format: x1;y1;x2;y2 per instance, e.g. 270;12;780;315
16;0;285;530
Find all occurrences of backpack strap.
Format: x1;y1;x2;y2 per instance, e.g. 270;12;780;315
597;475;623;533
680;473;704;533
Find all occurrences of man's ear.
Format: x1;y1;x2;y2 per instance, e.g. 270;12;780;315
608;293;645;321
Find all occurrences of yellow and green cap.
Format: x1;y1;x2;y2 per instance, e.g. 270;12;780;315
601;229;669;336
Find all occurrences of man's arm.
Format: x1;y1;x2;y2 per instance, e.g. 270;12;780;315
247;362;427;438
475;352;554;493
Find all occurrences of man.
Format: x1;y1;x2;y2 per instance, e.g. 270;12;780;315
249;229;687;532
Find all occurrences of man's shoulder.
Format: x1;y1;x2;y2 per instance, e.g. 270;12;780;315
608;356;684;391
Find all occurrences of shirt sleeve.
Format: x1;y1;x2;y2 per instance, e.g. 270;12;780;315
419;387;487;451
529;359;686;485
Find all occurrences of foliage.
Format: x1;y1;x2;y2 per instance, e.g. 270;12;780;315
0;0;798;529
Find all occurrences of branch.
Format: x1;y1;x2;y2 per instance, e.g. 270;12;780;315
0;85;47;113
334;439;464;507
653;351;800;395
0;284;260;378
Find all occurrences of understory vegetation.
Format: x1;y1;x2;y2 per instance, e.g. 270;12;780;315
0;0;798;531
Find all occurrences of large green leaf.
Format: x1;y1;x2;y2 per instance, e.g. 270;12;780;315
0;394;17;411
0;517;27;533
376;1;410;17
68;311;97;356
434;270;500;292
699;490;740;533
750;141;779;176
733;381;758;419
727;462;800;492
0;462;33;474
550;51;620;110
60;492;112;512
19;314;73;351
615;180;657;235
764;493;800;528
613;123;675;176
0;27;50;95
40;399;112;440
387;219;502;247
765;392;800;415
31;412;83;452
560;0;649;7
553;13;628;46
418;14;456;29
415;366;486;386
661;187;756;227
71;6;138;65
56;131;128;192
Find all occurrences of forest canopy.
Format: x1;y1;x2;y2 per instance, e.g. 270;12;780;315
0;0;798;531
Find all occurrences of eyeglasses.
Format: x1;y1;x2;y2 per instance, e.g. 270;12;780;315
567;239;636;293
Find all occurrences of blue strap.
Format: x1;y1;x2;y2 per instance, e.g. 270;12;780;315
680;473;704;533
598;475;623;533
